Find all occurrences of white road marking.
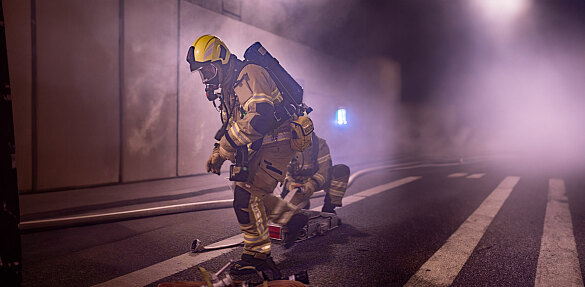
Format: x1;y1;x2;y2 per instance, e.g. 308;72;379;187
404;176;520;287
93;235;242;287
94;176;422;286
448;172;468;178
466;173;485;179
535;179;584;287
311;176;422;211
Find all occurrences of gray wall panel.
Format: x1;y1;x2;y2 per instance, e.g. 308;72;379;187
122;0;178;181
35;0;120;189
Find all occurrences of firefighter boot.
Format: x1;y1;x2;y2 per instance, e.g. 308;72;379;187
321;193;338;214
283;213;309;249
230;253;282;280
321;202;336;214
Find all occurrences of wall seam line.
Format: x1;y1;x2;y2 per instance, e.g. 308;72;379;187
118;0;124;183
176;0;181;177
31;0;37;191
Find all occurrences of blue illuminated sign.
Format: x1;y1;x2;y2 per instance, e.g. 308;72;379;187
336;108;347;125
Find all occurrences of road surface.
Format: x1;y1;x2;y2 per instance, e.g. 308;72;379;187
20;157;585;286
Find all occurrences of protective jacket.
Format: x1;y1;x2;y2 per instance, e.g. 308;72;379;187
285;134;349;207
218;64;285;153
286;134;332;190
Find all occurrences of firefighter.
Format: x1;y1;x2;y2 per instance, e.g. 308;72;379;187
186;35;309;278
282;132;350;213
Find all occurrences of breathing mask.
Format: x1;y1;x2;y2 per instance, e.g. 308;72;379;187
194;63;221;101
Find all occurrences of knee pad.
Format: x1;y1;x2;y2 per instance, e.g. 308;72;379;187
332;164;350;178
233;185;251;224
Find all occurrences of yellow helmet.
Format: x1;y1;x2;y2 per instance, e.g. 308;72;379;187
186;34;231;72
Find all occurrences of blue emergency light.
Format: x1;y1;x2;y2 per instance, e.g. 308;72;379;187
336;107;347;125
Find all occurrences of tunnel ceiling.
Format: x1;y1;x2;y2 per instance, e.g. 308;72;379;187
186;0;429;62
187;0;585;102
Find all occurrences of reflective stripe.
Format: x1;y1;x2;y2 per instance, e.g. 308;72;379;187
329;194;344;199
329;188;345;194
330;186;347;192
301;164;313;170
203;39;215;60
243;93;273;111
250;197;265;236
330;181;347;189
244;232;269;243
330;195;343;205
318;154;331;164
263;131;290;144
251;242;271;253
271;88;283;104
313;173;326;184
228;122;252;145
252;92;273;101
329;189;346;197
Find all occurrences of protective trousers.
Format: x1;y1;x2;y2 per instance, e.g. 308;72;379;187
232;139;298;256
324;164;350;206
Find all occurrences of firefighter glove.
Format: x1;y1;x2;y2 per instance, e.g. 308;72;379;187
284;178;295;193
206;145;226;175
300;179;317;198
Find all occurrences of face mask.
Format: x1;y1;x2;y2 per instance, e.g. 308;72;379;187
196;63;218;85
193;63;221;101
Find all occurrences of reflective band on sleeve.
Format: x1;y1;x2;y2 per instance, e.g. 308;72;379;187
318;154;331;164
313;173;326;185
228;122;252;145
271;88;283;104
243;93;273;111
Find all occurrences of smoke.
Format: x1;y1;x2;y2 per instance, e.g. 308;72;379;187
426;0;585;170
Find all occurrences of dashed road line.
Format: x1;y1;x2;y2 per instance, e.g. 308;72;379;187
535;178;584;287
466;173;485;179
448;172;468;178
311;176;421;211
93;176;422;287
405;176;520;287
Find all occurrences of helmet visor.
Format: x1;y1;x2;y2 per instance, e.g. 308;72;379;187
196;64;218;84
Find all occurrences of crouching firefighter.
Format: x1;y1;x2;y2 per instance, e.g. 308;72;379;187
186;35;314;278
282;132;350;214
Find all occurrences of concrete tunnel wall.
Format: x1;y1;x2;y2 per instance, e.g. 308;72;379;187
3;0;400;193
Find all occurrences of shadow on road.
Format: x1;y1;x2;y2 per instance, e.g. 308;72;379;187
275;223;370;274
